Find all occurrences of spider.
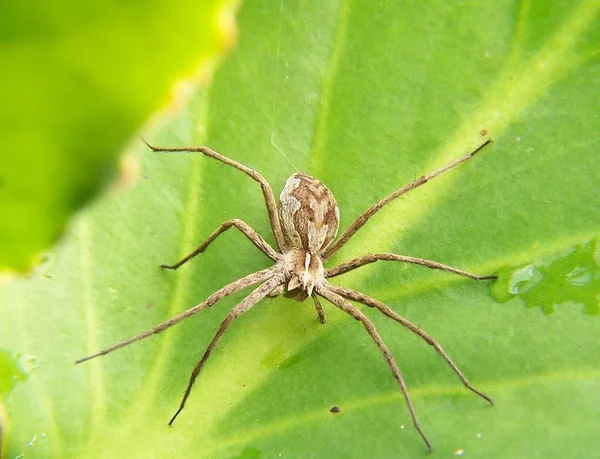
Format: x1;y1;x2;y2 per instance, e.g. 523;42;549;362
77;138;496;451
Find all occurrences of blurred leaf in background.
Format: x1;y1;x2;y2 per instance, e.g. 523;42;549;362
1;0;599;458
0;0;239;270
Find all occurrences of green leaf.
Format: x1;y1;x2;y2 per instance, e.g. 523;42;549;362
0;0;237;270
491;239;600;315
1;0;599;458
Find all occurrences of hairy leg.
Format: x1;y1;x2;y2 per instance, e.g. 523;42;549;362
316;284;432;451
326;253;496;280
267;284;284;298
169;275;283;425
75;267;276;364
328;283;493;406
144;141;286;251
312;294;326;324
321;139;492;261
161;219;279;270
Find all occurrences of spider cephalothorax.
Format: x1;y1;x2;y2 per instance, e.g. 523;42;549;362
78;139;496;451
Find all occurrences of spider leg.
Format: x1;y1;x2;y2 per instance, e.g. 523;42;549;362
316;284;432;451
312;294;327;324
267;284;285;298
75;267;276;364
161;219;279;270
267;284;284;298
169;275;283;426
321;139;493;261
328;283;493;406
144;140;286;252
326;253;496;280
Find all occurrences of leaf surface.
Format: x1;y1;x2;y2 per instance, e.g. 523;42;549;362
1;1;599;458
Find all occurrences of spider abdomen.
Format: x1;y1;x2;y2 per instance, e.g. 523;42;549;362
279;172;340;254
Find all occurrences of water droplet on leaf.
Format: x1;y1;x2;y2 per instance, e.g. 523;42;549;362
491;238;599;314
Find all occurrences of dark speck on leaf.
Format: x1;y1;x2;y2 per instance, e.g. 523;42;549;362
330;406;341;413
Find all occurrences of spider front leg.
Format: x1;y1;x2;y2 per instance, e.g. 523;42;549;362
326;253;497;280
144;141;287;251
321;139;493;261
161;219;279;270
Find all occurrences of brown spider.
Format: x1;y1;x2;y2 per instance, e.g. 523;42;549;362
77;138;496;450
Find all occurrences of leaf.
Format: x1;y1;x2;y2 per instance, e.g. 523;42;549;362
1;0;599;458
0;0;237;270
491;238;600;315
